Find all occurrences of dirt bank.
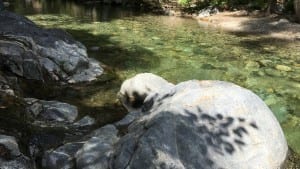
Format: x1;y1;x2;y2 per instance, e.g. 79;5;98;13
196;11;300;41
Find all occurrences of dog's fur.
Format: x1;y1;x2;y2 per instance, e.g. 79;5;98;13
118;73;174;112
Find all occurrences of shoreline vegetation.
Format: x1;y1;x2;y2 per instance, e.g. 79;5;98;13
71;0;300;40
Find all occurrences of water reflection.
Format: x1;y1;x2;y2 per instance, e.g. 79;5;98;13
9;0;138;22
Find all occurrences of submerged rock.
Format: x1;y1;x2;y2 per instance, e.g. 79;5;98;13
275;64;292;72
25;98;78;123
0;11;103;84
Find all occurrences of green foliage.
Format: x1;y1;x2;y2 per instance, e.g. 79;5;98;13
284;0;295;13
178;0;192;6
182;0;295;12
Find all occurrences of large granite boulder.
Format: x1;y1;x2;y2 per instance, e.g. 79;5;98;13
115;73;288;169
42;73;288;169
0;11;103;84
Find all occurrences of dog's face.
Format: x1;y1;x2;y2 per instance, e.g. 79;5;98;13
118;73;174;112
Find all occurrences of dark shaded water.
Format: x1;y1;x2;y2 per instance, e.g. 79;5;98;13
7;0;300;158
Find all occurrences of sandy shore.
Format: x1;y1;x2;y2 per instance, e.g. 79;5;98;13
195;11;300;41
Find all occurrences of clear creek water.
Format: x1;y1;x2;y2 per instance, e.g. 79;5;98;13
9;0;300;157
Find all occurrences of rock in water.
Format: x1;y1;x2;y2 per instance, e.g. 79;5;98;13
275;64;292;72
115;73;288;169
25;98;78;123
0;11;103;83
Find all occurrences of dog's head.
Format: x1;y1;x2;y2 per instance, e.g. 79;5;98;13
118;73;174;112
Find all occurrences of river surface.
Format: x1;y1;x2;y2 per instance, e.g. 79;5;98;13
9;0;300;156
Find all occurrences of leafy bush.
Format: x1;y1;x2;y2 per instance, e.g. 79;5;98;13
178;0;192;6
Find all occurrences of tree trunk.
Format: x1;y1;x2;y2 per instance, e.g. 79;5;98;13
266;0;277;14
295;0;300;22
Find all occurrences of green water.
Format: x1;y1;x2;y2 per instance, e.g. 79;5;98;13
10;0;300;156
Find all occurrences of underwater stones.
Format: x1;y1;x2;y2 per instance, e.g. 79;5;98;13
115;73;288;169
258;59;274;67
25;98;78;123
0;11;103;83
290;73;300;82
275;64;292;72
270;104;288;123
201;63;216;69
265;68;284;77
245;60;260;69
89;46;100;51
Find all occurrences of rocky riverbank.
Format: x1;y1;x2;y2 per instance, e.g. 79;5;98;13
196;10;300;41
0;10;104;168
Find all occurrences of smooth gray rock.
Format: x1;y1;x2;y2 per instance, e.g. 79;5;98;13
25;98;78;123
0;11;103;83
74;116;96;127
42;125;119;169
75;125;119;169
0;135;32;169
42;142;84;169
114;111;142;127
0;135;20;158
0;155;32;169
115;74;288;169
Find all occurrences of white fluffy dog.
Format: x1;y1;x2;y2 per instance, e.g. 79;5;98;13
118;73;174;112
